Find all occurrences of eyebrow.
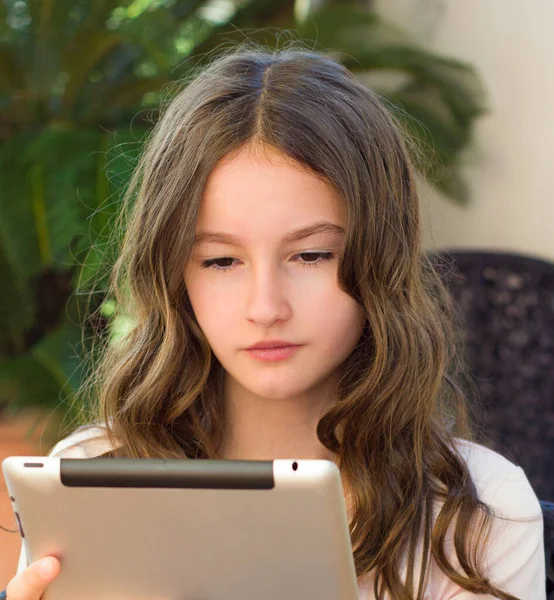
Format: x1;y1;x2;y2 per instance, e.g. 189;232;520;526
193;221;345;246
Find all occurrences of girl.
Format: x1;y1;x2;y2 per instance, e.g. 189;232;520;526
4;46;544;600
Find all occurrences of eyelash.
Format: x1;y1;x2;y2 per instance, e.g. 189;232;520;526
200;252;335;272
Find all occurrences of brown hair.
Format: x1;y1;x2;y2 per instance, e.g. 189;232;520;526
84;44;517;599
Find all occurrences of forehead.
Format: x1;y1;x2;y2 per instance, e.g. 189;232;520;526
196;145;345;237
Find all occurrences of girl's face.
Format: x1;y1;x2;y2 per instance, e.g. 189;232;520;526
185;144;365;403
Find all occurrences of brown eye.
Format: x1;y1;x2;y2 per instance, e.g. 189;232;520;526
295;252;334;266
301;253;320;262
201;257;237;271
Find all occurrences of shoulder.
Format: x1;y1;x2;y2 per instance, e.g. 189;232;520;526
48;423;115;458
453;438;543;520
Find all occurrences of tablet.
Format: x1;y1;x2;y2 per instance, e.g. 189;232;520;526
2;456;359;600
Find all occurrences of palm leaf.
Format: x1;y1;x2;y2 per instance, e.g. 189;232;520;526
76;128;144;291
187;0;296;63
0;46;27;96
0;321;83;419
0;134;44;282
295;4;486;203
82;75;170;124
59;30;123;116
0;241;35;357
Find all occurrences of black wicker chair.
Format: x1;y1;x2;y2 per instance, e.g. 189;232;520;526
433;250;554;596
543;500;554;598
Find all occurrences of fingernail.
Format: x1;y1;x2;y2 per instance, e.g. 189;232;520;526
39;558;55;578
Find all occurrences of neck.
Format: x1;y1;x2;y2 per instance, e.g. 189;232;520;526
218;373;338;462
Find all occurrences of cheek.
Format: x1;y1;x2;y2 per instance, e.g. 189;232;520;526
303;278;363;330
300;293;364;363
187;283;240;344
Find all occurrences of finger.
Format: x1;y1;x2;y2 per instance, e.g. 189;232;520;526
6;557;60;600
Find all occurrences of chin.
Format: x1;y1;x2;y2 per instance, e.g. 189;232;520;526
242;374;319;401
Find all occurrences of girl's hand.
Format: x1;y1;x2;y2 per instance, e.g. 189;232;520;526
5;557;60;600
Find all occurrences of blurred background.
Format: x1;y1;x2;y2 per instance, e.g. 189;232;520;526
1;0;553;586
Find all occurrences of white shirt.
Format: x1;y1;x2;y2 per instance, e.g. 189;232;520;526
16;428;546;599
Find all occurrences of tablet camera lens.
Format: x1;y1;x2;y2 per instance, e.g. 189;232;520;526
292;462;298;471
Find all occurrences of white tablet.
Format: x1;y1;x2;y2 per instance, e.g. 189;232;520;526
2;456;359;600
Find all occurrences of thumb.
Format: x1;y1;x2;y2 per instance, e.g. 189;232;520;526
6;557;60;600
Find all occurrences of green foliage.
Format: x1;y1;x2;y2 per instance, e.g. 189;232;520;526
0;127;142;426
0;0;486;431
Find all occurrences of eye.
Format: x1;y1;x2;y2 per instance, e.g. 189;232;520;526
200;257;239;271
294;251;334;267
200;252;334;272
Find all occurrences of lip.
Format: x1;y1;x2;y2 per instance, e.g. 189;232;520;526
244;343;302;362
246;340;299;350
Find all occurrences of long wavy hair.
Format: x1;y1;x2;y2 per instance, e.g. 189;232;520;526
83;45;516;600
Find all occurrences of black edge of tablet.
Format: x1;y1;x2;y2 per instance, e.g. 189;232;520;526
60;459;275;489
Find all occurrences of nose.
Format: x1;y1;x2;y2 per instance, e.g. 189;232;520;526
245;261;292;327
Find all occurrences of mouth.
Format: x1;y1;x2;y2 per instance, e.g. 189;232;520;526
246;340;299;350
244;344;302;362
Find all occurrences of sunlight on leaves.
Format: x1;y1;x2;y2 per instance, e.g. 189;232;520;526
110;314;136;344
197;0;236;26
100;299;117;318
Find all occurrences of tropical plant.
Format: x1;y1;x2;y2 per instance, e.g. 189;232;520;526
0;0;485;435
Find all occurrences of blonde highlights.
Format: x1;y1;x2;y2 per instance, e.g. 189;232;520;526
85;45;518;599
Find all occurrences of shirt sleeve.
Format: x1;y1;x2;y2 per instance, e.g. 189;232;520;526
440;466;545;600
48;425;111;458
